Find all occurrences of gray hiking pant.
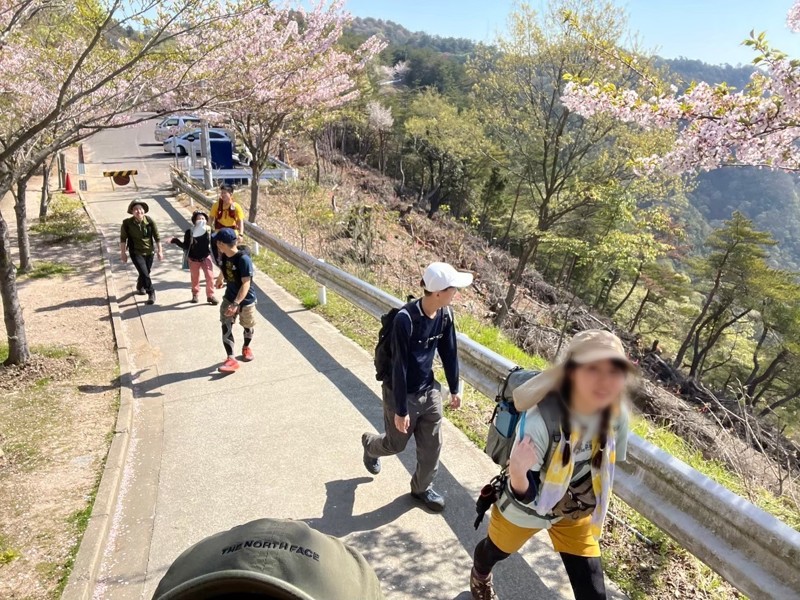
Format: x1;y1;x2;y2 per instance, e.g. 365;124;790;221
366;382;443;494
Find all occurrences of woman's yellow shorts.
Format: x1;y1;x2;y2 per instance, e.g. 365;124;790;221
487;506;601;557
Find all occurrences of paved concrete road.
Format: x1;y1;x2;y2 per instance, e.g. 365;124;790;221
79;120;605;600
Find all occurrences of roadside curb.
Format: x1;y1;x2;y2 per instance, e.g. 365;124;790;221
62;193;135;600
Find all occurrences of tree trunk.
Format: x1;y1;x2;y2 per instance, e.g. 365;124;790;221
15;178;32;274
0;206;30;365
39;160;52;220
248;164;259;223
629;288;650;331
600;269;620;312
673;258;728;369
745;348;788;402
500;178;523;248
494;237;538;326
312;135;321;186
612;262;642;315
758;388;800;417
563;254;578;289
689;308;752;378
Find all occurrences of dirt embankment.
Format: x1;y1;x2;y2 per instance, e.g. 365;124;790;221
0;192;118;599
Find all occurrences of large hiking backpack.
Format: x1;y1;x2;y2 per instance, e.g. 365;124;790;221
485;368;563;467
373;298;451;385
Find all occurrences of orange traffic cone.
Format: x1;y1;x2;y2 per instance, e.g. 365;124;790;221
64;173;76;194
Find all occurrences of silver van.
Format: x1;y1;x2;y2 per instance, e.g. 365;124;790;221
154;115;202;142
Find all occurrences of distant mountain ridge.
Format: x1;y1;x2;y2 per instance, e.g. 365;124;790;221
348;17;476;55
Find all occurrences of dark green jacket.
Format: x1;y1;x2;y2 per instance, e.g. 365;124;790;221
121;216;159;256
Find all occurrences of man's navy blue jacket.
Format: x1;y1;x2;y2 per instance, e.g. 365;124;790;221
390;300;459;417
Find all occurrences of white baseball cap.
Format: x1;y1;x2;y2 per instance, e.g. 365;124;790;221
422;262;474;292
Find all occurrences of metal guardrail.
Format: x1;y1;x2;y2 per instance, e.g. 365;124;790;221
172;172;800;600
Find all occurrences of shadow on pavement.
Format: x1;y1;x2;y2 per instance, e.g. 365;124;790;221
252;289;554;598
131;363;230;398
304;478;416;537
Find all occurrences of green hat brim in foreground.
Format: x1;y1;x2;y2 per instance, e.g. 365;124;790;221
152;518;385;600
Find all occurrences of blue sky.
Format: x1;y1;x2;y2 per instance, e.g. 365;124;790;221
344;0;800;66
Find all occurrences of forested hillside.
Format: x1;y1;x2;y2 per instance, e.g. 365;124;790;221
271;6;800;597
346;17;800;271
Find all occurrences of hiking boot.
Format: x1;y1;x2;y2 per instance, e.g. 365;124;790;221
191;294;199;303
219;357;240;373
411;488;445;512
242;347;254;362
361;433;381;475
470;568;498;600
136;287;147;296
146;290;156;305
207;296;219;305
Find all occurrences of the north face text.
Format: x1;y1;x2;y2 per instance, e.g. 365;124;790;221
221;539;321;562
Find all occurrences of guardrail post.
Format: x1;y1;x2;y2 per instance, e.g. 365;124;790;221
317;259;327;306
253;241;260;255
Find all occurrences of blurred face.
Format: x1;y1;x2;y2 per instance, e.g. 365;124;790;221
194;217;206;228
220;189;232;205
569;359;627;413
131;205;145;220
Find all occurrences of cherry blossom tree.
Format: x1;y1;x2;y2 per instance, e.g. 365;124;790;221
561;1;800;175
0;0;234;365
194;0;384;222
366;101;393;173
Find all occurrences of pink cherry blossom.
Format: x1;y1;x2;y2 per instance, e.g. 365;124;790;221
562;0;800;174
788;0;800;31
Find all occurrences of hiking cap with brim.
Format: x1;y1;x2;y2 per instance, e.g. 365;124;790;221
127;200;150;214
422;262;473;292
212;228;237;245
513;329;633;411
152;518;385;600
191;210;210;223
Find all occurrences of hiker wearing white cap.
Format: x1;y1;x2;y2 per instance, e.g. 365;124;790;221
470;329;633;600
362;262;473;512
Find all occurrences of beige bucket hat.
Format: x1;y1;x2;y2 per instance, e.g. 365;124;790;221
513;329;633;411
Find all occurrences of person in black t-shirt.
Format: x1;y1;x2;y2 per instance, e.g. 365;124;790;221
170;210;218;305
214;228;257;374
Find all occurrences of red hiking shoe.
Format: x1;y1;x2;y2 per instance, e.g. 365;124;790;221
242;347;254;362
219;357;240;373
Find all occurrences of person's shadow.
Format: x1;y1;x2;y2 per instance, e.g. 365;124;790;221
304;477;416;537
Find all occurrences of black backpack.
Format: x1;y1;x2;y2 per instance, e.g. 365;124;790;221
374;298;451;385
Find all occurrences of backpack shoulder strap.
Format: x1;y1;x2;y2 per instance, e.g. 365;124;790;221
537;394;564;471
401;300;424;336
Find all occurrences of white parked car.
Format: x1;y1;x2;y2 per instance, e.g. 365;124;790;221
154;115;202;142
163;128;233;156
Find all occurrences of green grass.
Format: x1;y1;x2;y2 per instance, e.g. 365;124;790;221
0;343;78;363
22;261;75;279
300;291;321;310
31;195;95;243
0;535;21;566
458;314;548;370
